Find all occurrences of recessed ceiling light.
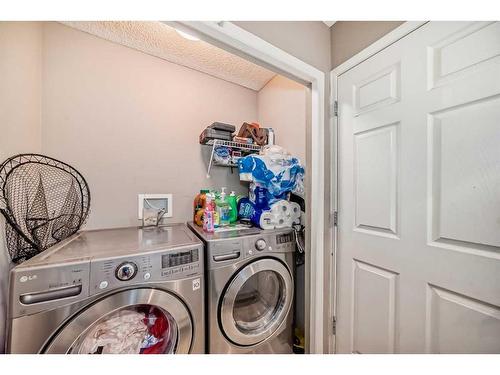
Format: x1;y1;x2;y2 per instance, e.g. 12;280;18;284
175;29;200;41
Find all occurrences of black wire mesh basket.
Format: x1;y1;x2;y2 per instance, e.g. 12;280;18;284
0;154;91;263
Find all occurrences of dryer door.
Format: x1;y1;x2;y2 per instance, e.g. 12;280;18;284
44;288;192;354
219;258;293;346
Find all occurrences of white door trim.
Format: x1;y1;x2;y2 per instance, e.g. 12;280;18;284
328;21;428;354
165;21;326;354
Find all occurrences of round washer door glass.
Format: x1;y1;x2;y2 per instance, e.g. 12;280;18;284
44;288;193;354
220;258;293;346
70;305;178;354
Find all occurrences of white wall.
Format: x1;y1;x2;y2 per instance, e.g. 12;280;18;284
234;21;331;73
0;22;43;353
257;75;307;164
330;21;404;68
41;22;257;229
0;22;42;158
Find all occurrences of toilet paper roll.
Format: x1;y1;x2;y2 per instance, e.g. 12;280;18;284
289;202;301;222
270;200;289;214
275;212;287;228
258;200;303;229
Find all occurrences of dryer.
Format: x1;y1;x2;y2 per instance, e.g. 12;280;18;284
6;224;204;354
188;223;295;354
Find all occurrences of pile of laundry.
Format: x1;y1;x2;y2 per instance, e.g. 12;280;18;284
76;306;176;354
237;145;304;230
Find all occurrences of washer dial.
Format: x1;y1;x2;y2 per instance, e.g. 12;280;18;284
255;239;267;251
115;262;138;281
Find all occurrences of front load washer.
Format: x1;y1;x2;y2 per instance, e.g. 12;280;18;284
188;223;295;354
6;224;204;354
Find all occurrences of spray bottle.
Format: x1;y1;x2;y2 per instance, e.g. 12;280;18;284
203;192;215;233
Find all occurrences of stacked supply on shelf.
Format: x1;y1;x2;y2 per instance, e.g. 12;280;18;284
199;122;236;144
237;145;305;230
199;121;271;147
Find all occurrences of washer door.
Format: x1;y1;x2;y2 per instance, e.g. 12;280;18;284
44;288;192;354
219;258;293;346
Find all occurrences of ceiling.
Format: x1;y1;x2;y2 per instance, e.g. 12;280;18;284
61;21;277;91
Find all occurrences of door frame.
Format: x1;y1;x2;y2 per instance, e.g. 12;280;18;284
328;21;429;353
164;21;326;354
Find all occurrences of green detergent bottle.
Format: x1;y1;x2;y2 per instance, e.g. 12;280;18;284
216;187;231;227
228;191;238;223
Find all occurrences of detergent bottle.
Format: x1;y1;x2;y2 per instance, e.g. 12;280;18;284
193;189;209;226
216;187;231;227
228;191;238;223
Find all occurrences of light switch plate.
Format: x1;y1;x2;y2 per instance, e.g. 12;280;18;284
138;194;173;220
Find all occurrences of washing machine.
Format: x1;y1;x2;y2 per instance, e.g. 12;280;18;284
6;224;204;354
188;223;295;354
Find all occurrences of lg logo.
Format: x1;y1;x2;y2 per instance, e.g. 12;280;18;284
192;278;200;291
19;275;37;282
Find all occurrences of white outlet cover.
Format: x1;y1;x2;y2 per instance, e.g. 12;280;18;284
138;194;173;219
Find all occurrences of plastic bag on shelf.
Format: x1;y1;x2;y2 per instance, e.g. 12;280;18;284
213;146;232;165
238;145;305;196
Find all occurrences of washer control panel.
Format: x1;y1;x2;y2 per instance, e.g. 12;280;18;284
89;245;203;295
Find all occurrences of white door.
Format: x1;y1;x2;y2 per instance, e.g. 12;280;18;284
336;21;500;353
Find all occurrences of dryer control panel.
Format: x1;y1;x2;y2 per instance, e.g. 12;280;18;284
206;228;295;270
89;245;203;295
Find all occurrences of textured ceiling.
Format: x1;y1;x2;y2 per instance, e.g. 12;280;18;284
61;21;277;91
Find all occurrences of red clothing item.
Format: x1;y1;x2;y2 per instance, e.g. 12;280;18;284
140;306;174;354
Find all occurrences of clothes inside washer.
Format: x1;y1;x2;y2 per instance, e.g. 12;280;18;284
75;306;177;354
77;310;148;354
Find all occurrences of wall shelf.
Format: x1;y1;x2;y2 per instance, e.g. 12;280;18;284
203;139;261;177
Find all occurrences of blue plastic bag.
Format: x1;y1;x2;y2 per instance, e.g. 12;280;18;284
238;146;305;197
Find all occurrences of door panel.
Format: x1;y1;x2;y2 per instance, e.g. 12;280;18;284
352;260;398;354
354;63;401;115
429;96;500;249
336;21;500;353
428;22;500;89
426;284;500;354
354;123;399;237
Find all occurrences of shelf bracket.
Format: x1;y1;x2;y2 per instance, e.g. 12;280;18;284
206;141;217;178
